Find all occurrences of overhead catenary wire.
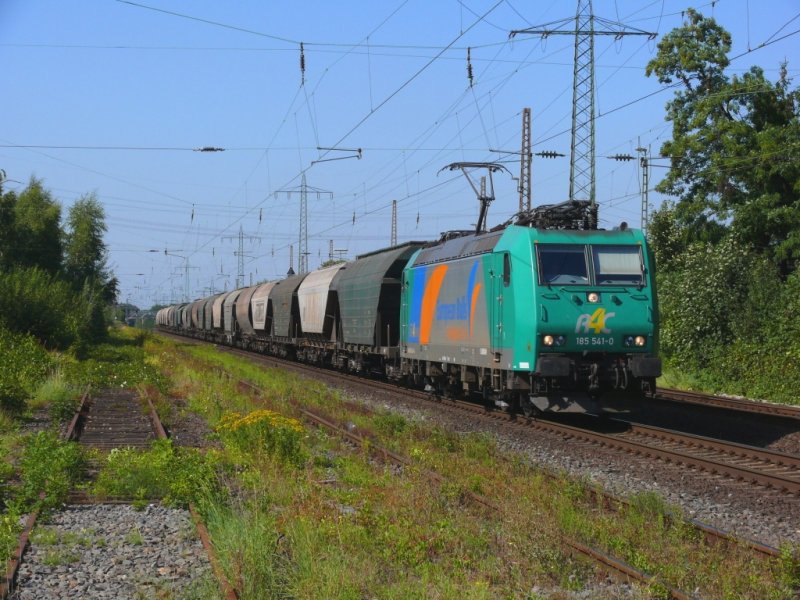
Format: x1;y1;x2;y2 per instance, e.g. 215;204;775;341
10;2;795;302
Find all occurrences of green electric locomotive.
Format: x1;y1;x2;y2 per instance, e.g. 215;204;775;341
399;201;661;414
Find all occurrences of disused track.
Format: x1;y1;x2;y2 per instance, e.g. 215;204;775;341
232;374;693;599
165;333;785;562
74;389;157;451
0;389;237;600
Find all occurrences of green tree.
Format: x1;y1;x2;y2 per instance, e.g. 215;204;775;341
646;9;800;271
64;193;107;283
63;192;118;303
0;188;17;271
13;178;63;273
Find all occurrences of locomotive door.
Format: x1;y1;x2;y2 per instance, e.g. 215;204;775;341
490;252;509;358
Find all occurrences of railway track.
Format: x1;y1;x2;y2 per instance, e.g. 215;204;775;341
609;420;800;495
160;333;789;564
0;389;236;600
211;342;800;500
656;387;800;421
232;376;693;599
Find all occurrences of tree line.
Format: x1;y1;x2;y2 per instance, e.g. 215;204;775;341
646;10;800;401
0;177;117;353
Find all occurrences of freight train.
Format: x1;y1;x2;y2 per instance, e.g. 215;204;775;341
157;200;661;414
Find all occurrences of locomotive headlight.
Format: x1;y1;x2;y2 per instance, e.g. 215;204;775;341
542;335;566;347
634;335;647;347
587;292;600;303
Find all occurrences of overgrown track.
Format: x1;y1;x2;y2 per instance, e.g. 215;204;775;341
656;387;800;421
163;333;787;570
232;376;693;599
197;338;785;560
74;388;157;451
0;389;237;600
220;342;800;499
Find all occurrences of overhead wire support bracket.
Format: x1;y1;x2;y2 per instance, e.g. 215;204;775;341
311;146;362;166
311;146;362;165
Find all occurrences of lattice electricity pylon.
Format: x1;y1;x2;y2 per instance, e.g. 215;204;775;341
276;173;332;274
519;108;532;212
222;225;260;289
510;0;655;205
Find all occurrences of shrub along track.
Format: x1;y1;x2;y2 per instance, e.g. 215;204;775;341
0;389;236;600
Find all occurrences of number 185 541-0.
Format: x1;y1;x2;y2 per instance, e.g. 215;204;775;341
576;337;614;346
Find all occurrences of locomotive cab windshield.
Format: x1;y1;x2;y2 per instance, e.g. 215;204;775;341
592;245;645;286
536;243;645;287
537;244;589;285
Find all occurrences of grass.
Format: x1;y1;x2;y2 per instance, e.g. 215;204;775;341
29;370;82;422
91;439;220;507
41;548;82;567
31;526;91;568
125;528;144;546
148;334;800;599
657;366;718;395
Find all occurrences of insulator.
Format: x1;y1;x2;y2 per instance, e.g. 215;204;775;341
467;47;474;87
300;42;306;85
537;150;564;159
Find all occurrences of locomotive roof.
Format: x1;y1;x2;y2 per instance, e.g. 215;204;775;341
411;230;504;266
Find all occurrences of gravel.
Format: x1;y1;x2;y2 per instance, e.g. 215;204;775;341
11;504;214;600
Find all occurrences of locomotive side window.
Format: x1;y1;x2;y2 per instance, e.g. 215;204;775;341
502;253;511;287
536;245;588;285
592;245;644;285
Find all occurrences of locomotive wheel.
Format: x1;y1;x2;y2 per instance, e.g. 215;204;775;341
519;395;539;418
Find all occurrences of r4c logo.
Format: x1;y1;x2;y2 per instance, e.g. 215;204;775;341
575;308;615;334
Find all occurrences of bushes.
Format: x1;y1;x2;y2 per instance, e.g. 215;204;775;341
0;267;107;352
655;227;800;403
658;235;770;369
0;326;53;411
217;410;306;468
16;431;85;512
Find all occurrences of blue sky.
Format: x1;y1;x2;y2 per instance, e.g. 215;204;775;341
1;0;798;308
